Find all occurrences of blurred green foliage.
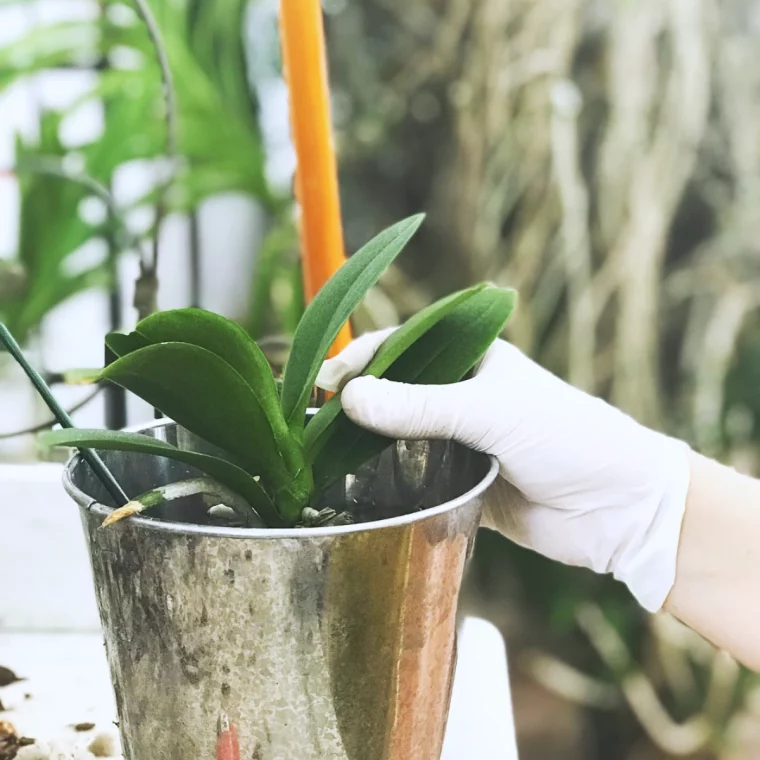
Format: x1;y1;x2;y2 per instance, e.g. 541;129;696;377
0;0;297;345
4;111;111;341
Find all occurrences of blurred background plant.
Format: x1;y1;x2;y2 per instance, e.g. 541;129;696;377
0;0;305;455
3;0;760;757
321;0;760;757
0;0;304;346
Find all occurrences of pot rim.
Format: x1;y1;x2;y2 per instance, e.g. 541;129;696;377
62;416;499;538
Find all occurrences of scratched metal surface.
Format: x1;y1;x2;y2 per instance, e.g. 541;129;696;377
64;421;497;760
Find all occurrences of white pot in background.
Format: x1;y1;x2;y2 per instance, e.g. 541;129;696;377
0;462;100;631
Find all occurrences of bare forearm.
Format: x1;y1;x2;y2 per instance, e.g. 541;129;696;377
665;452;760;671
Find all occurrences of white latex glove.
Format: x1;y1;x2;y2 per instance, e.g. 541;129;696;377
316;332;692;612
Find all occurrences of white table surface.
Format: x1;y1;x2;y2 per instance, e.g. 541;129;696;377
0;632;121;759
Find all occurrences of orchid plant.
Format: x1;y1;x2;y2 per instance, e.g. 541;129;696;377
41;215;516;528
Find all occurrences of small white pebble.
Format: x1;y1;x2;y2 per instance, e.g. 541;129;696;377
16;746;49;760
88;732;118;757
207;505;237;520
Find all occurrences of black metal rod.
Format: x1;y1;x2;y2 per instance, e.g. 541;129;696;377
99;2;128;432
104;209;127;429
189;209;202;308
104;341;127;430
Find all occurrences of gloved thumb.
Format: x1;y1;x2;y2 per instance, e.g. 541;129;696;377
341;376;470;442
316;328;396;392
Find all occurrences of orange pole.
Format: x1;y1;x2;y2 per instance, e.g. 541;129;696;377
279;0;352;357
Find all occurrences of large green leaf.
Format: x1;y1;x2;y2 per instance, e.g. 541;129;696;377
135;308;279;401
280;214;425;432
311;286;517;490
39;428;283;528
100;342;311;522
383;287;517;383
304;283;488;458
108;308;293;471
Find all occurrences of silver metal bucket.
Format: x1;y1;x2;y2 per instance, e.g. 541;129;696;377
63;420;497;760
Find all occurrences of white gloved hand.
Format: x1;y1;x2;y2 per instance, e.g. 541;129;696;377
317;332;692;612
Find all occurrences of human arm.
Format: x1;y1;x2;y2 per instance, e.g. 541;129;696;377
665;452;760;671
318;333;760;670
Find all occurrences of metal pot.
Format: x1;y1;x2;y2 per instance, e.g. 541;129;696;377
63;420;497;760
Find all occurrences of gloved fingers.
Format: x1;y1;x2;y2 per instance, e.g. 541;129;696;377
316;327;397;391
483;482;603;570
341;376;475;442
316;330;519;393
480;478;530;533
476;339;557;389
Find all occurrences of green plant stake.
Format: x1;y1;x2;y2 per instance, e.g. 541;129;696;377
40;215;517;528
0;323;128;507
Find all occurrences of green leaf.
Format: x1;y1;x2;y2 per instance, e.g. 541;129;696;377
107;309;298;498
39;428;283;527
100;342;311;523
367;283;492;377
281;214;425;433
105;331;150;358
304;283;488;458
302;394;343;461
3;112;110;343
385;287;517;383
134;308;284;430
311;286;517;490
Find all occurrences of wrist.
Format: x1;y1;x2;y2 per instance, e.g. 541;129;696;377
664;453;760;669
612;436;692;612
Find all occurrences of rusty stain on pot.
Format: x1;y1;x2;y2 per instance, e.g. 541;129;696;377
64;420;497;760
